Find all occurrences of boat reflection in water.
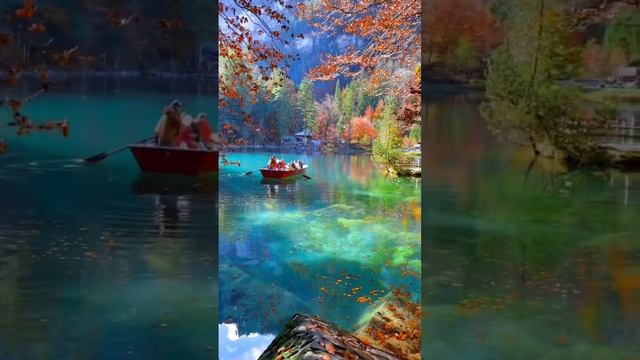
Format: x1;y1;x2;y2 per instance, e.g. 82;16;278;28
131;173;217;237
131;173;218;196
260;178;302;198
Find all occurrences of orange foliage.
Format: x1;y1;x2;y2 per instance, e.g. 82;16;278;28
219;0;302;113
350;106;377;144
301;0;420;83
424;0;502;63
16;0;37;20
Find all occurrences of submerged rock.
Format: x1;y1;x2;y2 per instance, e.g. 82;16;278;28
354;290;421;360
258;314;399;360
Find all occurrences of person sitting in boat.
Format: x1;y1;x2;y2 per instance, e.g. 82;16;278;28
176;115;199;149
278;159;287;170
194;113;214;149
268;155;278;170
155;100;184;147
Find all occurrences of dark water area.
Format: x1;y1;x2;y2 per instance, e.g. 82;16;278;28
0;87;217;359
424;90;640;359
218;152;421;359
8;76;216;98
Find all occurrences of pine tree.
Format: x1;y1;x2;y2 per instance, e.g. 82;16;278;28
297;76;317;132
271;70;295;137
340;82;356;141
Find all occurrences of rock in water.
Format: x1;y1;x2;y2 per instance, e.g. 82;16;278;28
354;290;421;360
258;314;400;360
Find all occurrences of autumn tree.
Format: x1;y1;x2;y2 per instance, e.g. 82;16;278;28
424;0;502;66
350;106;377;144
219;0;303;116
315;94;339;141
301;0;420;91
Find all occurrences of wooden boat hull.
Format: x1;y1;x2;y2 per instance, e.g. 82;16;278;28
260;165;307;179
129;145;218;176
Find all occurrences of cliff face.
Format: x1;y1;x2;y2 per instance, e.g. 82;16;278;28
257;314;399;360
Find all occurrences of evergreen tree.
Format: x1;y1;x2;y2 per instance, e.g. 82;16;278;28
271;69;295;137
297;76;317;132
372;100;402;166
334;79;342;133
340;82;356;140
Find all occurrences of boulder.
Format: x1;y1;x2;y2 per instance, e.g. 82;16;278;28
258;314;399;360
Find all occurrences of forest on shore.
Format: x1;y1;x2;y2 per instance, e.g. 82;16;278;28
423;0;639;169
424;0;639;84
0;0;216;74
219;0;421;174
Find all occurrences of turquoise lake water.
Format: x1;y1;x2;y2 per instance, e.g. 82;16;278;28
424;90;640;359
0;88;218;359
0;84;422;359
218;151;421;359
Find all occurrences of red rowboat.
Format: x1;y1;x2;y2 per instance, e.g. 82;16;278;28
260;165;308;179
129;144;218;176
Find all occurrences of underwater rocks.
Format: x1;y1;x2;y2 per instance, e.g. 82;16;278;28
258;314;399;360
355;290;421;360
219;263;312;335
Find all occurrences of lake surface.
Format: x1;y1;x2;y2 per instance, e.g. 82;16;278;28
0;87;217;359
218;151;421;359
424;90;640;359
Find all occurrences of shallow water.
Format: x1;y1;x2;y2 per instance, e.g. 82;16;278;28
0;89;217;359
218;151;421;359
424;90;640;359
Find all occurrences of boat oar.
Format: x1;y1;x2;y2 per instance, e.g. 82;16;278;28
243;169;260;176
302;174;312;180
84;136;155;164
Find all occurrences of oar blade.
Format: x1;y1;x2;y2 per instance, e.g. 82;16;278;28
84;152;108;163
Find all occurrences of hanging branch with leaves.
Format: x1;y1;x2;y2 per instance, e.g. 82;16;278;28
300;0;420;92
